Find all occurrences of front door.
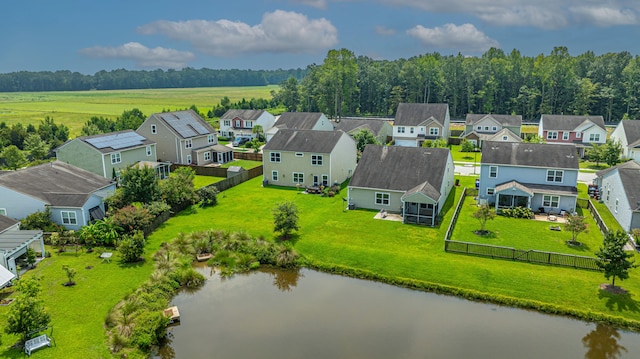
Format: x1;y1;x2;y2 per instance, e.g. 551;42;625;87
313;175;319;186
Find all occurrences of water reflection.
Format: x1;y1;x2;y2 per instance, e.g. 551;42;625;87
263;266;303;291
582;323;627;359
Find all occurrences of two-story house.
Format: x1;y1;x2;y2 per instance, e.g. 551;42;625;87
137;110;233;165
538;114;607;158
265;112;334;142
348;145;454;226
54;130;167;179
460;114;522;147
0;161;116;230
262;129;356;188
219;109;275;140
332;118;393;146
610;120;640;162
392;103;450;147
479;141;579;213
595;160;640;233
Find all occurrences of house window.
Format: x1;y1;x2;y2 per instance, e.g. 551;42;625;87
187;155;192;164
204;152;211;161
311;155;323;166
235;120;242;128
272;171;278;181
484;126;489;131
589;133;601;142
492;126;497;131
615;198;619;213
563;132;569;140
429;127;439;136
208;134;215;144
375;192;390;206
270;152;281;162
547;131;558;140
410;127;414;134
246;121;253;128
502;136;508;141
295;152;304;157
543;195;559;208
487;188;495;195
185;139;192;149
469;139;477;146
322;174;329;186
224;120;231;127
146;146;152;156
0;208;6;216
111;152;121;164
397;127;405;134
576;132;581;138
61;211;77;225
546;170;563;183
151;124;157;134
489;166;498;178
293;172;304;184
476;125;482;130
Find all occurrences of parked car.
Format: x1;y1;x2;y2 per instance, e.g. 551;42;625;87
232;137;251;147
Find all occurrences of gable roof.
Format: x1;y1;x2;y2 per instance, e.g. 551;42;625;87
220;109;267;122
147;110;215;139
598;161;640;210
394;103;449;126
481;141;579;169
57;130;154;154
349;145;450;195
0;161;113;207
0;215;19;233
263;129;347;153
619;120;640;147
462;128;522;142
333;118;390;135
596;159;640;177
465;114;522;127
540;115;606;131
274;112;325;130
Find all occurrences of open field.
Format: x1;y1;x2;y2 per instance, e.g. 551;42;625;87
0;86;276;136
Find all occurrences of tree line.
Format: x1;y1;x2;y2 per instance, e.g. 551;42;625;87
272;47;640;122
0;67;308;92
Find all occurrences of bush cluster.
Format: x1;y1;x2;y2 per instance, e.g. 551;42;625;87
501;206;534;219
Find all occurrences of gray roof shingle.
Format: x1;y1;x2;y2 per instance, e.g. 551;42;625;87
394;103;449;126
148;110;215;139
263;129;346;153
481;141;579;169
465;114;522;127
0;215;18;232
597;160;640;210
0;161;113;207
60;130;155;154
333;118;389;135
349;145;450;194
540;114;606;131
620;120;640;147
220;109;266;122
275;112;325;130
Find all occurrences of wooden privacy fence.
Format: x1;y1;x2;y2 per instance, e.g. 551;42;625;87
208;165;263;192
444;240;601;271
234;151;262;161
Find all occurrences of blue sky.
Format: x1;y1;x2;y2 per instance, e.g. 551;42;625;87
2;0;640;74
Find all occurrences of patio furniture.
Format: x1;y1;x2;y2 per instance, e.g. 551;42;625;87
549;225;561;231
24;334;51;356
548;215;557;222
100;252;113;263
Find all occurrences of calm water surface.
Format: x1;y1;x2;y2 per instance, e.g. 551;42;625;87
157;267;640;359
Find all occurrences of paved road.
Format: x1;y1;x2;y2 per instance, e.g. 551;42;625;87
454;162;597;184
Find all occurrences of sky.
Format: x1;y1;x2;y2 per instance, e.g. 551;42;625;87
3;0;640;74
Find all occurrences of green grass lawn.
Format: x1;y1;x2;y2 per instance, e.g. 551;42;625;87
193;175;225;189
449;144;482;163
0;87;276;136
219;160;262;169
2;174;639;357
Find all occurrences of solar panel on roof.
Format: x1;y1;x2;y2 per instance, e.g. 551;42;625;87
160;112;211;138
85;131;146;150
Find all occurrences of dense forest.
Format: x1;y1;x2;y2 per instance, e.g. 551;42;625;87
4;46;640;122
0;67;308;92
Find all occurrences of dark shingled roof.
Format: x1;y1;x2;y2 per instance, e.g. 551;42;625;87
465;114;522;127
263;129;346;153
333;118;389;135
0;161;113;207
481;141;579;169
275;112;325;130
540;114;605;131
349;145;450;195
0;215;18;233
596;161;640;210
59;129;155;154
220;109;266;122
148;110;216;139
394;103;449;126
620;120;640;147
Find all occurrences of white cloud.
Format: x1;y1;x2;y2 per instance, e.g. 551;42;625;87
137;10;338;56
375;26;396;36
407;23;499;53
291;0;327;9
379;0;640;29
79;42;195;69
570;6;638;27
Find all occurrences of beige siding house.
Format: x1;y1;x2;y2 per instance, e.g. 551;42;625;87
263;129;356;188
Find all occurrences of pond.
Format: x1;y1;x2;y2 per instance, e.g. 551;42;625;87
157;266;640;359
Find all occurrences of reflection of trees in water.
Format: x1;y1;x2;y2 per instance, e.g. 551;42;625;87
582;323;627;359
263;267;303;292
155;332;176;359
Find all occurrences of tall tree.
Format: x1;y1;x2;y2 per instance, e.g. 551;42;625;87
596;230;637;289
316;49;359;119
273;201;300;240
23;134;49;160
120;166;161;203
0;144;26;169
5;277;51;343
352;129;379;153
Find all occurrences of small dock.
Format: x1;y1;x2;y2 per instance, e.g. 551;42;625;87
163;306;180;323
196;253;212;262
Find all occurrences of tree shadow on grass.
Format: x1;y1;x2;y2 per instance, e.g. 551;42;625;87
564;241;591;252
0;346;28;359
117;257;147;269
276;233;300;245
598;287;640;313
473;230;496;238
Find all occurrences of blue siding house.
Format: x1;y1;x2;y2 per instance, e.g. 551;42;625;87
478;141;579;213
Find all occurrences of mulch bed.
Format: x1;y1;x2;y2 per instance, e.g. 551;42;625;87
599;283;627;295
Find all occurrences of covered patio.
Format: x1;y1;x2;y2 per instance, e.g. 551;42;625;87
401;181;440;226
494;180;578;215
0;229;45;280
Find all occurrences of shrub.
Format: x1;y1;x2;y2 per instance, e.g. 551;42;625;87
110;205;153;235
142;201;171;217
118;231;146;262
501;206;534;219
20;207;62;232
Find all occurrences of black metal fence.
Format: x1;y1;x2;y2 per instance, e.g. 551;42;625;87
444;187;468;242
444;240;600;271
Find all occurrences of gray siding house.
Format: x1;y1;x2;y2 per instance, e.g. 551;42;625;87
460;114;522;147
0;215;44;282
265;112;334;142
393;103;450;147
55;130;162;179
610;120;640;162
595;160;640;232
479;141;579;213
0;162;116;230
332;118;393;146
263;129;356;188
348;145;454;226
